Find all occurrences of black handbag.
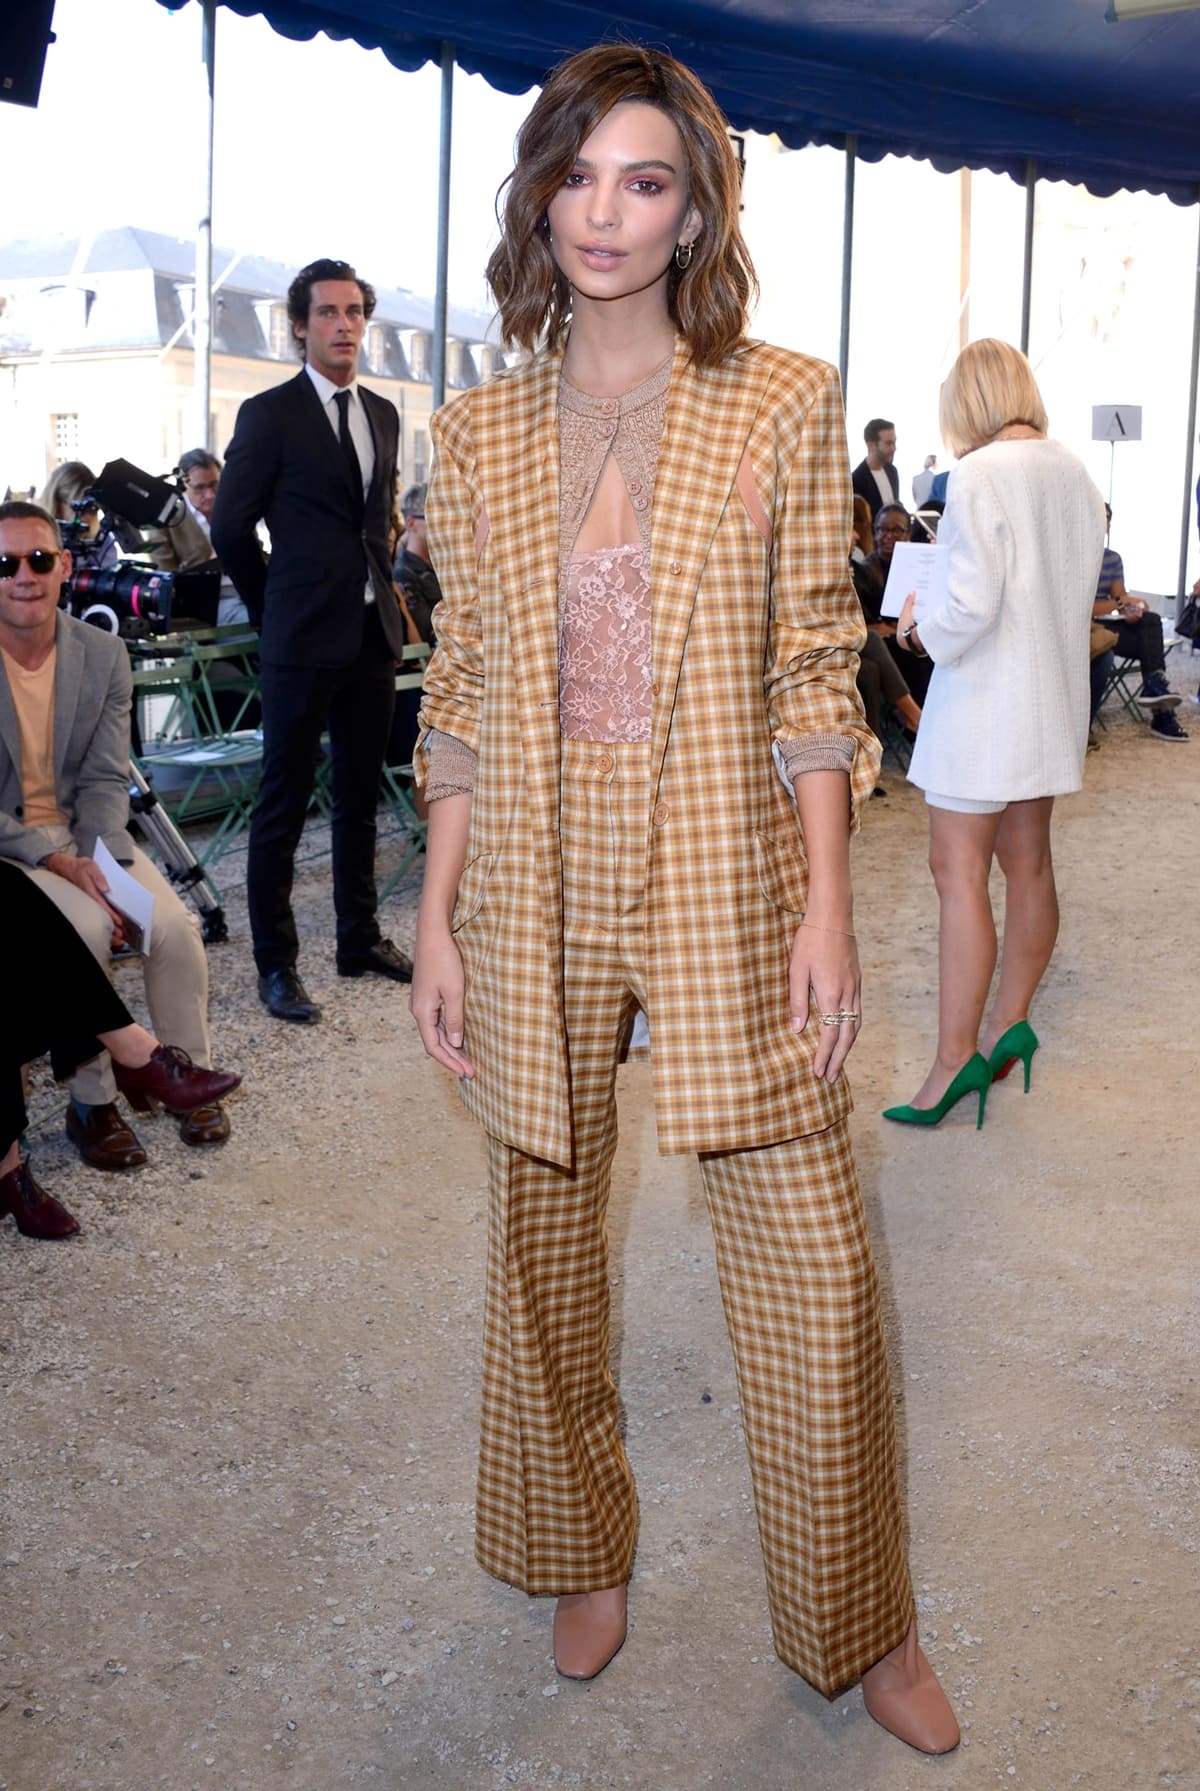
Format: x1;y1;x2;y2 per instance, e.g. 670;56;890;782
1176;592;1200;640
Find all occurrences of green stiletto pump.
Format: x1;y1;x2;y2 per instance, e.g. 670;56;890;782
883;1053;991;1130
987;1020;1039;1091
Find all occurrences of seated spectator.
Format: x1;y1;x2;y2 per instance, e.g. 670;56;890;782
392;482;440;648
1092;506;1187;743
144;449;259;731
849;499;921;771
1;862;240;1240
860;503;934;704
143;449;249;628
386;483;439;806
38;461;120;574
0;500;238;1169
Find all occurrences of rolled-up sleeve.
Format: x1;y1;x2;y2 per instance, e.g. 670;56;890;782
765;364;880;827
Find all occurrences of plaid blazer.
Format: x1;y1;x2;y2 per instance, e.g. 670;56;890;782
418;336;880;1167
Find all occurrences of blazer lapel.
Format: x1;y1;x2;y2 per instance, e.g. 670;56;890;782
479;348;564;893
52;611;83;780
649;340;771;786
0;647;19;775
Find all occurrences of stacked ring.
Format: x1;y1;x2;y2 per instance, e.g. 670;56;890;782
819;1011;861;1026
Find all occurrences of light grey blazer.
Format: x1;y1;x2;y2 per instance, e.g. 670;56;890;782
0;611;135;868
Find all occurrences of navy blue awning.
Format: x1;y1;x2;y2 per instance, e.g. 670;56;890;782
157;1;1200;202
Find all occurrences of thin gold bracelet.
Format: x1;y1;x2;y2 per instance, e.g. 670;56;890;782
800;922;857;939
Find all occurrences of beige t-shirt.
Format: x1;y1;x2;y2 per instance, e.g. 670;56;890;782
1;644;66;829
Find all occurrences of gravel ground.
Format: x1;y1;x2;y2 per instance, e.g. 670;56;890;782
2;684;1198;1791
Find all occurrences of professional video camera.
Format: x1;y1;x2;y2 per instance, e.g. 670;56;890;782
61;458;221;636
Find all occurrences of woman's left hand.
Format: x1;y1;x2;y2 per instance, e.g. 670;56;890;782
895;590;918;645
789;923;862;1083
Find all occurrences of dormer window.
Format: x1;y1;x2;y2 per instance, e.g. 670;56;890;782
366;323;387;374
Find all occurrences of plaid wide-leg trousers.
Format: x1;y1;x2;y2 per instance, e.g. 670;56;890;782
475;740;914;1695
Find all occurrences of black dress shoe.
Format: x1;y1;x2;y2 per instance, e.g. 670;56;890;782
336;938;413;983
258;968;322;1023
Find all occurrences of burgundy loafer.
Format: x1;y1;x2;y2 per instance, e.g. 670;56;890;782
0;1161;81;1239
113;1045;240;1115
65;1102;147;1171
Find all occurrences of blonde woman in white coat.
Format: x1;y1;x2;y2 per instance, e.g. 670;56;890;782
887;340;1106;1128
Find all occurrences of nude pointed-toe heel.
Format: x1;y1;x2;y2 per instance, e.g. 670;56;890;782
553;1586;628;1681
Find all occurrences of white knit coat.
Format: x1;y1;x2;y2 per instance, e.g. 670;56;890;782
908;437;1107;802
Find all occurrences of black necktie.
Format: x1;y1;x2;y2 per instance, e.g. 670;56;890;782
333;388;363;501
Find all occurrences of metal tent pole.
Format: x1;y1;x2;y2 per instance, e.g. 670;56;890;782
839;134;856;396
195;0;216;450
431;43;455;412
1176;191;1200;602
1019;160;1036;356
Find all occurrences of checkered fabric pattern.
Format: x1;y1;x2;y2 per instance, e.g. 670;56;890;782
419;337;881;1167
475;740;912;1696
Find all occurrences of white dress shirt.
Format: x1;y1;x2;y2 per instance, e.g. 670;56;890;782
304;362;376;603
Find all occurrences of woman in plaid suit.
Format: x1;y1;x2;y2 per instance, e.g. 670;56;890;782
411;44;958;1754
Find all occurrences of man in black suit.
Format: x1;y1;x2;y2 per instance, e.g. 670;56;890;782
212;257;412;1023
851;417;901;519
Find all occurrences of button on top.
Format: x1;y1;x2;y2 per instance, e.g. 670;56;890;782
601;399;618;415
595;752;613;772
652;801;670;826
669;560;683;575
628;479;643;494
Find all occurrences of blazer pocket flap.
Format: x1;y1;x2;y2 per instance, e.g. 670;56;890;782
451;851;495;932
754;831;807;914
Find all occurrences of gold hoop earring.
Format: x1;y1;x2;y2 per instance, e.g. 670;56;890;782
674;240;695;271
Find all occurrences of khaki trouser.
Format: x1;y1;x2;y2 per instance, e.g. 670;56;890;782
476;739;913;1696
5;843;210;1104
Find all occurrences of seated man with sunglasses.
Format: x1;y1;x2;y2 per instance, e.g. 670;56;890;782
0;501;234;1170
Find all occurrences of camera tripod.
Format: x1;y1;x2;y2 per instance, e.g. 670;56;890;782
128;762;228;944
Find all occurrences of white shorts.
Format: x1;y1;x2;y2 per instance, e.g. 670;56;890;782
923;791;1007;815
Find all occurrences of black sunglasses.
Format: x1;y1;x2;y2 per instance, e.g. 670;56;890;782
0;548;61;579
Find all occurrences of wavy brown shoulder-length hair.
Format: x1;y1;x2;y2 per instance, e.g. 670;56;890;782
487;44;758;368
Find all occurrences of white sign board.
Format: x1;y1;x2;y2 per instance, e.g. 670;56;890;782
1092;405;1142;442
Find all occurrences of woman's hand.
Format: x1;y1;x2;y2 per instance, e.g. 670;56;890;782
410;929;476;1078
789;923;862;1083
895;589;918;647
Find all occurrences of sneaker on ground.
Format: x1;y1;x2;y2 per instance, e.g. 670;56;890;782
1135;671;1182;709
1149;709;1189;742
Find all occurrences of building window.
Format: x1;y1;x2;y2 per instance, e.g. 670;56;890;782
51;412;79;462
367;323;388;375
269;304;291;358
413;429;429;483
408;333;430;383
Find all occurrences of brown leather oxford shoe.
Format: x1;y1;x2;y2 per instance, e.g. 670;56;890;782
0;1160;81;1239
65;1102;147;1171
176;1102;230;1147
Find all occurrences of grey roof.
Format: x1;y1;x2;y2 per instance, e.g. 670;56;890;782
0;225;499;360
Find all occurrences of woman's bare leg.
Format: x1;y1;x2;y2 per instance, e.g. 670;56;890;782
95;1022;158;1070
979;797;1057;1057
908;807;1003;1108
